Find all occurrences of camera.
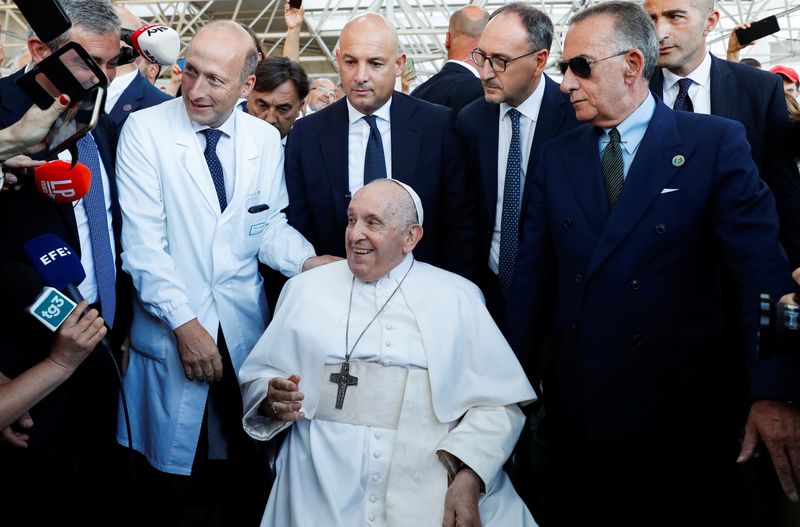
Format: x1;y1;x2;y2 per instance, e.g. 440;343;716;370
758;292;800;358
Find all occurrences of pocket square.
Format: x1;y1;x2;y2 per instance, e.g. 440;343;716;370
661;188;679;194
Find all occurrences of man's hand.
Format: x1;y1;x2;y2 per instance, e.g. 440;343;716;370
780;267;800;305
442;467;482;527
261;374;305;421
49;301;106;371
727;23;753;61
1;412;33;448
174;319;223;384
738;400;800;502
1;155;46;189
284;0;305;30
401;63;417;95
302;254;343;272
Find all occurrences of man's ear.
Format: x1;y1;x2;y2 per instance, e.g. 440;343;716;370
624;49;645;84
241;73;256;97
403;224;424;254
27;37;52;64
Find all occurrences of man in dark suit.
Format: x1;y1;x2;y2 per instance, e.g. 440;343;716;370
410;5;488;113
0;1;131;524
285;12;479;280
645;0;800;267
505;2;800;525
457;3;579;324
104;6;171;134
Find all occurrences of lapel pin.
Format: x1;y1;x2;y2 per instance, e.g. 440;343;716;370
123;103;133;112
672;155;685;167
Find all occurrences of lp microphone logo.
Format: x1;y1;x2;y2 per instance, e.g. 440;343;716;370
39;179;77;199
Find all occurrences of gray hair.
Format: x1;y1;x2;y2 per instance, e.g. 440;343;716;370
570;1;659;80
490;2;554;53
30;0;120;50
691;0;715;15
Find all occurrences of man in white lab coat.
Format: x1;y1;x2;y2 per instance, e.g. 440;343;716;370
115;20;334;526
240;179;538;527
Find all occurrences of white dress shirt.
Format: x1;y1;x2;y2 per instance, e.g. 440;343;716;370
661;52;712;115
104;69;138;113
446;59;480;78
347;98;393;196
490;78;546;274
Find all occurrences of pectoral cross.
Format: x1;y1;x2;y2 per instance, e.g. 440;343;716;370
329;362;358;409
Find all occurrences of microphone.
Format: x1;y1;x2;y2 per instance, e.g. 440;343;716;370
121;24;180;66
24;234;114;351
5;161;91;202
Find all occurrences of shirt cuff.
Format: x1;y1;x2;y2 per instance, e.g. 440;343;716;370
164;304;197;331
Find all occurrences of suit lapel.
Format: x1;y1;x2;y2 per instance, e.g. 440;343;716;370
229;110;260;217
584;103;691;281
476;101;500;222
649;68;665;100
390;93;422;189
563;125;608;236
109;73;145;124
708;55;739;121
319;100;351;218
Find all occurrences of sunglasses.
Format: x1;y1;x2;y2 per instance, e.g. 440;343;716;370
557;50;629;78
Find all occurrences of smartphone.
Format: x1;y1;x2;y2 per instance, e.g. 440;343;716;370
289;0;303;9
43;85;104;159
14;0;71;43
17;41;107;110
176;57;186;70
735;15;780;45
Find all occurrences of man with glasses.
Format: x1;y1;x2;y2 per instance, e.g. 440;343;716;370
457;2;579;325
645;0;800;268
285;12;480;281
505;2;800;525
304;77;336;114
0;1;132;525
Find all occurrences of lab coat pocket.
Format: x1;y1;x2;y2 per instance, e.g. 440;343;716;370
237;205;270;257
129;299;173;361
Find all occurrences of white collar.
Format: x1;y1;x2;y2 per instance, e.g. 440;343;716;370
500;74;546;123
662;51;712;90
446;59;480;78
190;105;237;137
346;96;393;125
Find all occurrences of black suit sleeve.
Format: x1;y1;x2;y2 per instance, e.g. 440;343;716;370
284;126;317;248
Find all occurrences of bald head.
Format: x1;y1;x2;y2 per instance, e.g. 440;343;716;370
447;5;489;60
341;13;400;55
115;6;141;31
193;21;258;82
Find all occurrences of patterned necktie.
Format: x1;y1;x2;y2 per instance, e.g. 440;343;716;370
77;134;116;328
602;127;624;208
673;78;694;112
498;108;522;297
202;128;227;212
362;115;387;185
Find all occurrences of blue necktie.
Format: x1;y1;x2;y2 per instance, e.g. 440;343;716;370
674;78;694;112
363;115;387;185
77;134;116;328
202;128;227;212
498;108;522;297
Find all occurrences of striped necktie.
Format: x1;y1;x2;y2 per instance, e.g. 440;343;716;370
602;127;624;208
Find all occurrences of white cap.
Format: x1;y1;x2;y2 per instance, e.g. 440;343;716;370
387;179;424;226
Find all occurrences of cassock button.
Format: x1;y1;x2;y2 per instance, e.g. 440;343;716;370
385;341;393;347
655;224;666;234
374;451;382;458
369;513;375;521
373;473;382;481
385;324;393;331
370;495;377;503
375;432;383;439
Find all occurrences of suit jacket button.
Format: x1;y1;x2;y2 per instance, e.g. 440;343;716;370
630;278;640;290
570;323;578;334
655;224;666;234
633;334;644;346
563;217;574;228
575;273;582;283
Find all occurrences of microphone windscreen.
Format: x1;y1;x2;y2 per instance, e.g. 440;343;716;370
131;24;180;66
24;234;86;290
34;160;92;203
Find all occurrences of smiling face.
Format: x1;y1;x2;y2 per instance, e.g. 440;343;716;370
336;14;405;115
345;182;422;282
182;24;255;128
643;0;719;77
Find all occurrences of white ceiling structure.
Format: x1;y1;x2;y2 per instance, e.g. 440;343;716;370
0;0;798;81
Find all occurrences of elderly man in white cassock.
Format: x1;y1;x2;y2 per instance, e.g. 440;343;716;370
240;179;538;526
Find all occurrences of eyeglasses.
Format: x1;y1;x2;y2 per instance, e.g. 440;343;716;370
471;48;540;73
315;86;335;96
557;50;629;78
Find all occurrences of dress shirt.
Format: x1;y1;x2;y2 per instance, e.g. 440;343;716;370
598;92;656;180
489;78;545;274
58;140;116;304
446;59;480;78
191;110;237;206
347;98;393;196
104;69;138;113
661;52;712;115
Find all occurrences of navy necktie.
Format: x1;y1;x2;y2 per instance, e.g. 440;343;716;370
498;108;522;297
202;128;227;212
602;127;624;208
674;78;694;112
77;134;116;327
363;115;387;185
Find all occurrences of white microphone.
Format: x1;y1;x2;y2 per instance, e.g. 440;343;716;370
121;24;180;66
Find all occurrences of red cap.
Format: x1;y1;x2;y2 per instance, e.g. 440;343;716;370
770;65;799;84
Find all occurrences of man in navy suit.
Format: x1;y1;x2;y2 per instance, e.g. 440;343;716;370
457;3;579;324
645;0;800;268
0;1;131;524
505;2;800;525
285;12;479;280
410;5;488;114
105;6;171;134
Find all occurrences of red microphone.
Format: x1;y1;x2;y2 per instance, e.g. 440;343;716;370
34;160;92;203
128;24;180;66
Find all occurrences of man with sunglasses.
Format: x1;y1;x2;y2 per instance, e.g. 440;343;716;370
0;1;132;525
457;3;579;327
505;2;800;525
645;0;800;268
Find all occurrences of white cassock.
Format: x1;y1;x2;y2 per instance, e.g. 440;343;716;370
240;255;539;526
